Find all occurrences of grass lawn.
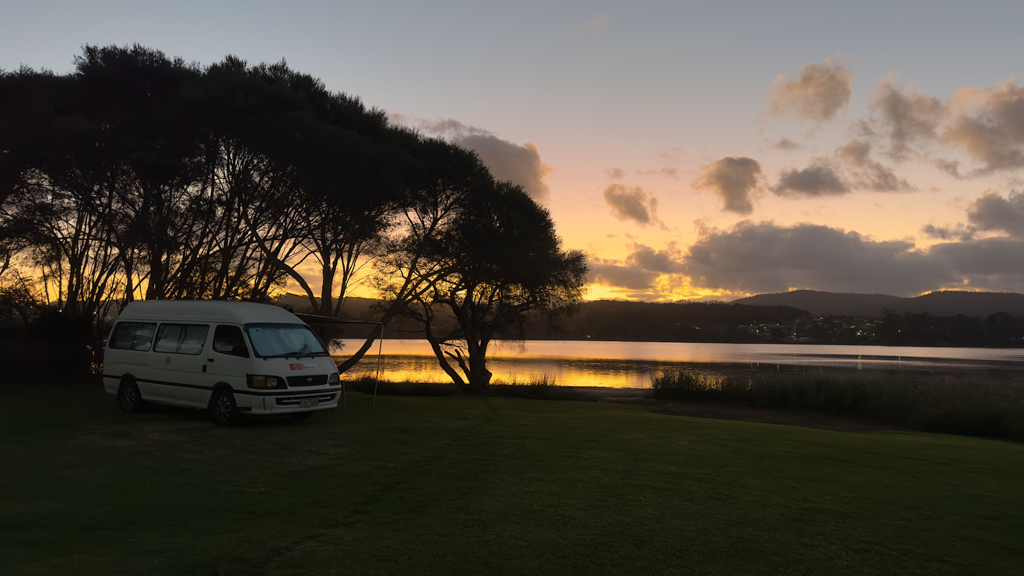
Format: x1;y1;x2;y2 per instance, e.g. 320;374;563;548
2;379;1023;575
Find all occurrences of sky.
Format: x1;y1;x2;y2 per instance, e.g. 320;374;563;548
6;1;1024;301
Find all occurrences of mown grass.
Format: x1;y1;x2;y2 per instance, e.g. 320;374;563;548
2;378;1024;575
650;370;1024;441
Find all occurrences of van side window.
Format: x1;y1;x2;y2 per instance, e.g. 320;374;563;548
154;324;210;355
213;325;250;358
109;322;158;351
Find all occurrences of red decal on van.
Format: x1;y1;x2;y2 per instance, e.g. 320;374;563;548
289;363;303;370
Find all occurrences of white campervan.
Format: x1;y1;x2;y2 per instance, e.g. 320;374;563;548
102;300;341;425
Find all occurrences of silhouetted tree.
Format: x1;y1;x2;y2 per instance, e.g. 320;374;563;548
2;44;592;381
395;181;588;388
354;139;496;372
202;58;415;334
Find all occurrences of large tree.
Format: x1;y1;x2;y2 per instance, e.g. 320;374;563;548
1;63;129;324
1;45;586;382
394;180;588;388
207;57;414;328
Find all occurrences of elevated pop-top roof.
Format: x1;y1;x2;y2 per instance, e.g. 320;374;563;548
117;300;303;325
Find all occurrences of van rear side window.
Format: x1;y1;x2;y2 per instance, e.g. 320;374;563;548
154;324;210;355
109;322;158;351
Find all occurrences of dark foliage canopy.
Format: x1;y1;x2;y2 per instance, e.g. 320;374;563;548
0;45;588;379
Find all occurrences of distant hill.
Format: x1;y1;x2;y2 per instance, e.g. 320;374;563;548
732;290;1024;318
273;293;808;342
525;300;808;342
899;291;1024;317
272;290;1024;345
732;290;902;316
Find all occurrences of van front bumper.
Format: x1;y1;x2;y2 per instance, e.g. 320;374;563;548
236;387;341;415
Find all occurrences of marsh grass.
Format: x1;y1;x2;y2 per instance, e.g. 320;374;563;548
650;370;1024;441
343;374;595;401
489;375;596;401
343;377;460;396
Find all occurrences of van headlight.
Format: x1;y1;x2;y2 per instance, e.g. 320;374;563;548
248;375;285;389
328;373;339;385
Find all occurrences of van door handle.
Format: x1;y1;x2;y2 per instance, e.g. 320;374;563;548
207;358;214;362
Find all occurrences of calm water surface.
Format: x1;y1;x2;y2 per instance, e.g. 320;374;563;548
334;339;1024;388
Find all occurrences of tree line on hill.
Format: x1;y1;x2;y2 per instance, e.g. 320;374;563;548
287;296;811;343
734;289;1024;318
318;295;1024;348
0;45;586;387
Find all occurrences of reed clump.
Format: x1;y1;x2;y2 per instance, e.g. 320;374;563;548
343;374;594;401
344;377;460;396
489;375;596;401
649;370;1024;441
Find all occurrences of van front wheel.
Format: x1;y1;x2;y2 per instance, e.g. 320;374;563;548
209;390;240;426
117;380;143;412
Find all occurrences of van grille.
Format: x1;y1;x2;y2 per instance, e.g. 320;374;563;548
287;374;329;387
276;394;336;406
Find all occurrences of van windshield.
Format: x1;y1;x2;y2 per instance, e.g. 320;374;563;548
245;323;329;358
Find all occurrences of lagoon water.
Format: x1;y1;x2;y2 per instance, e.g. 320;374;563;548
335;339;1024;388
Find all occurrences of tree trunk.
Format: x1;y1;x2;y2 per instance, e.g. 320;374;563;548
424;320;466;386
465;339;492;389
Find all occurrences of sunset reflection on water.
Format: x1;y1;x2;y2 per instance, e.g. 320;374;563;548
337;354;661;388
333;339;1024;388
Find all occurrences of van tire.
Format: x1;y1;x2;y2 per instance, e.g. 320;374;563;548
209;389;240;426
117;379;143;412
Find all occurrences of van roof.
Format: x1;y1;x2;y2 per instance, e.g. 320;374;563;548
116;300;304;325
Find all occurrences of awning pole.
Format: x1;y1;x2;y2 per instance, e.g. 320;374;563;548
373;323;385;412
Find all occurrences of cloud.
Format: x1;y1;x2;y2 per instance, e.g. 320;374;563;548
457;136;552;203
636;167;679;178
774;161;849;197
921;188;1024;244
771;137;801;150
684;221;953;295
683;219;1024;295
626;243;683;274
837;139;913;191
935;159;963;179
573;12;607;32
659;148;685;164
868;75;946;160
921;223;976;241
943;80;1024;172
588;262;660;290
767;57;853;122
606;167;625;180
603;184;661;227
692;157;763;214
929;238;1024;291
771;141;911;198
399;118;553;203
966;189;1024;236
588;244;684;291
837;139;871;164
587;256;660;290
